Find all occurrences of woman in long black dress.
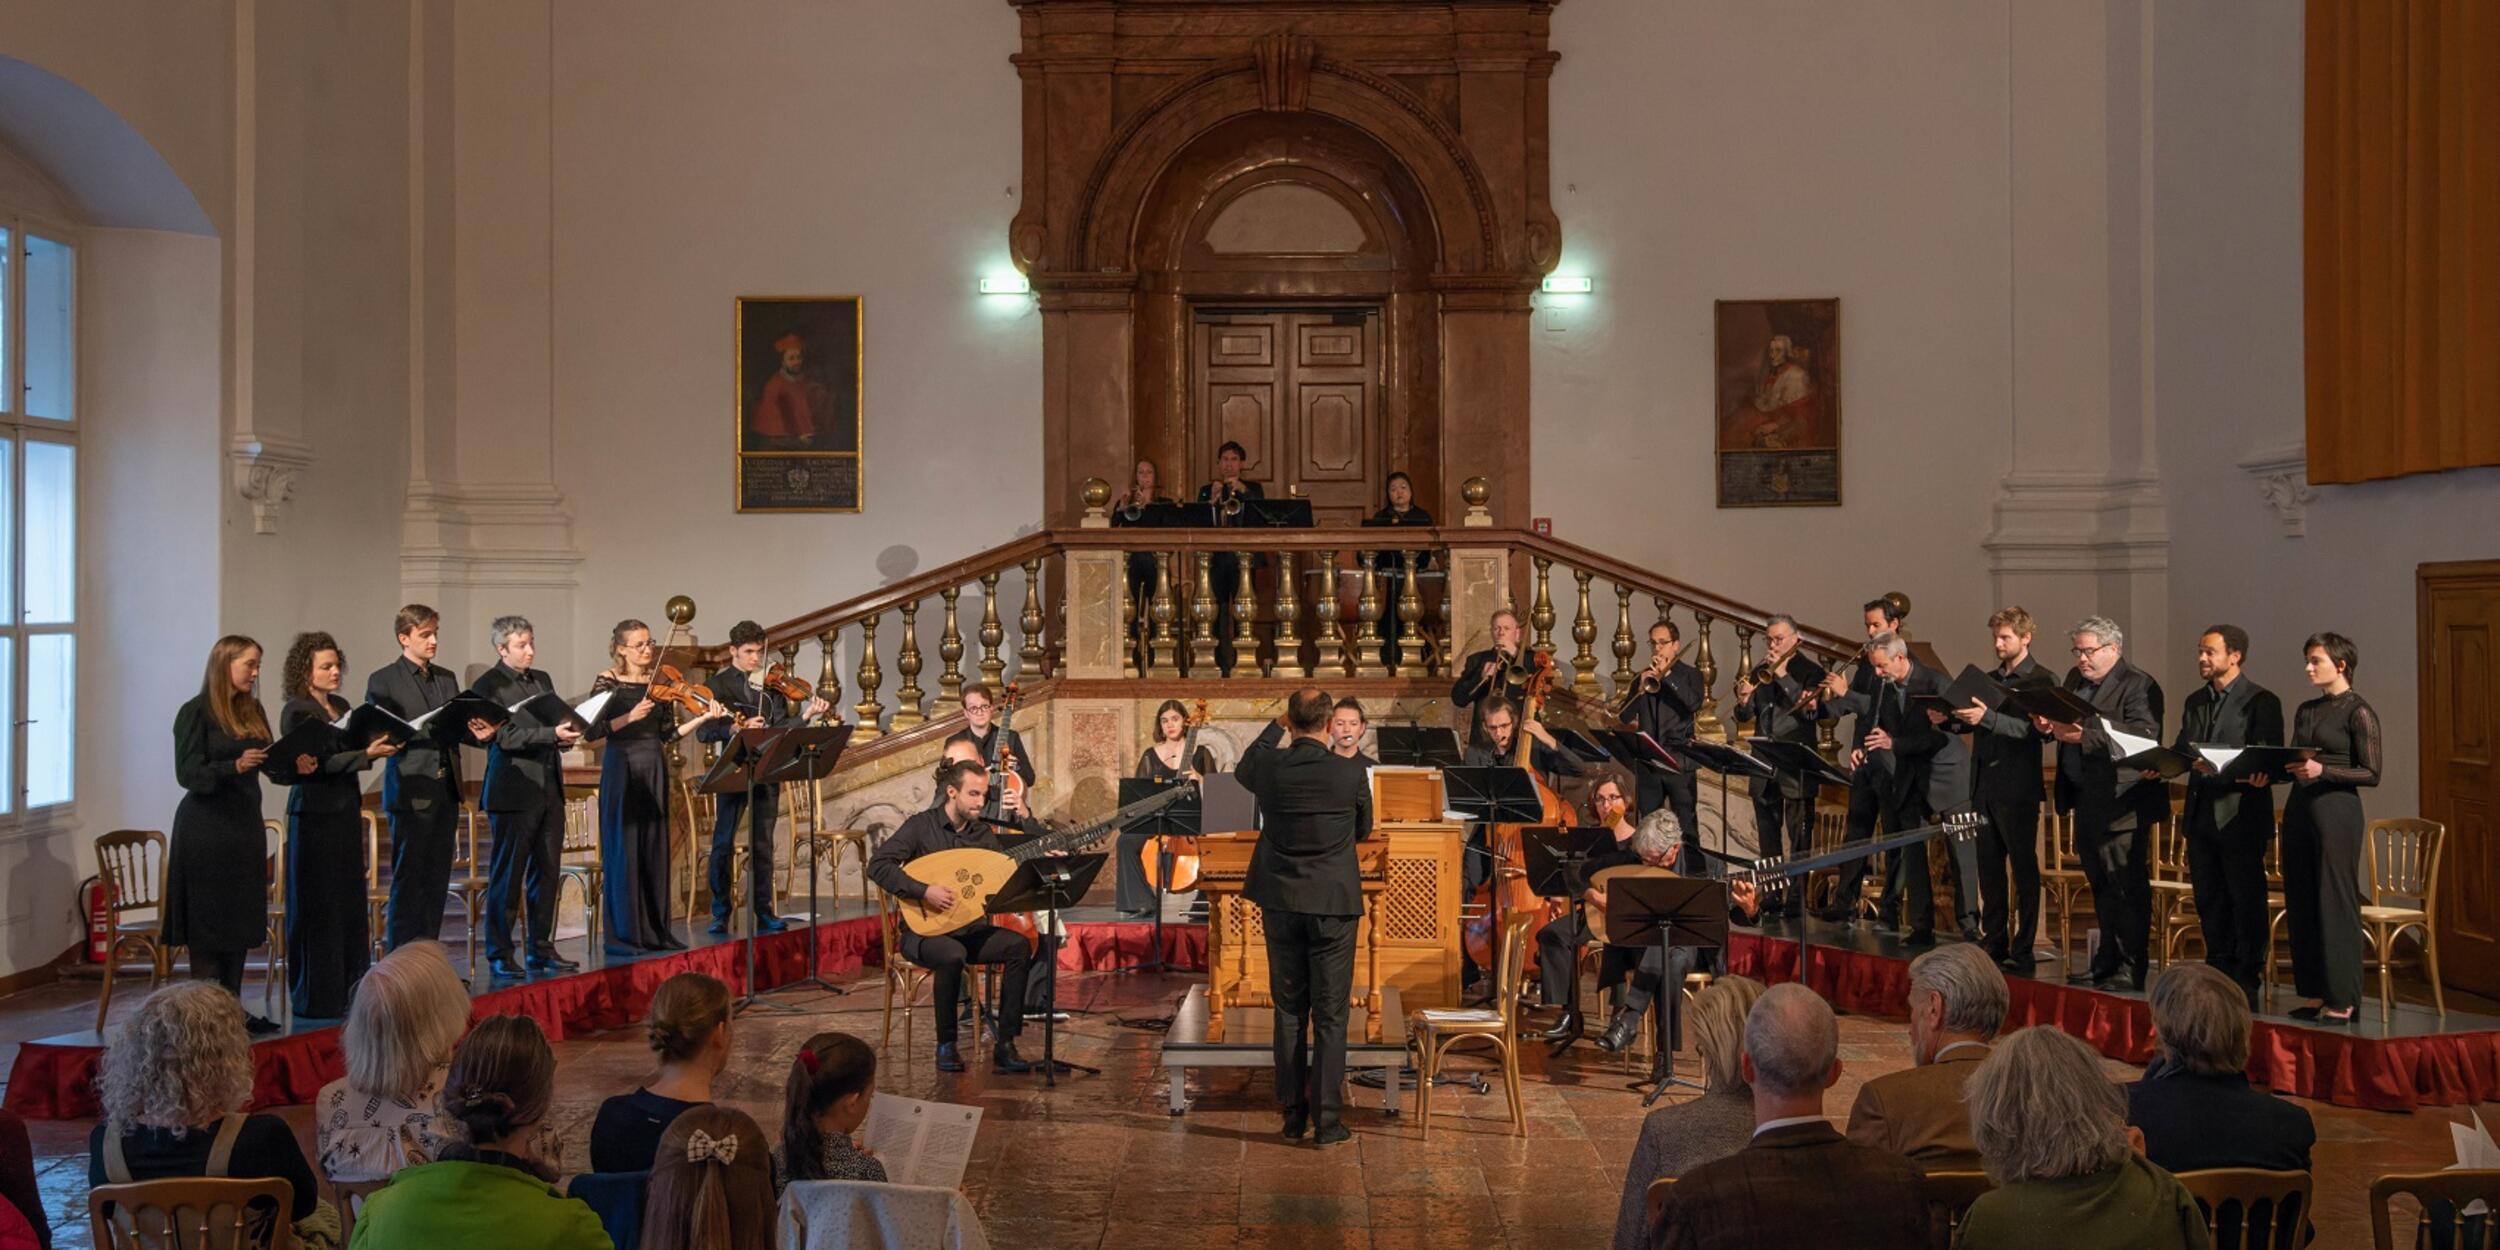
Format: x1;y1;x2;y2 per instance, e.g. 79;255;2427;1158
167;635;282;1034
1120;699;1204;919
1370;471;1435;670
2281;630;2380;1024
272;632;398;1019
589;620;726;955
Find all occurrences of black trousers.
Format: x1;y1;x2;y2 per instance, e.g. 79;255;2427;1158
1263;908;1359;1129
1638;769;1707;876
2185;820;2271;991
1885;793;1936;935
1537;911;1597;1006
383;801;458;950
709;786;779;924
1832;775;1885;911
906;922;1033;1043
1378;566;1418;671
1751;785;1814;912
2077;803;2153;975
1974;797;2042;958
190;948;247;997
2282;790;2366;1010
1209;552;1246;675
485;802;563;962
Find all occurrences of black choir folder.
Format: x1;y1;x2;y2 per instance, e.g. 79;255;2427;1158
2195;743;2315;782
1911;663;2053;718
2001;683;2099;727
2100;719;2193;779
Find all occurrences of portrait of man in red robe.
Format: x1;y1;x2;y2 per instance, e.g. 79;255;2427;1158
1715;298;1841;507
751;332;833;446
736;296;863;510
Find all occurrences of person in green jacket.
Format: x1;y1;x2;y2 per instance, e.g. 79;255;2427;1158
1955;1026;2211;1250
349;1015;610;1250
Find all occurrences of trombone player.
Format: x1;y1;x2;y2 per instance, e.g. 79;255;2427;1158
1732;614;1818;912
1451;607;1531;749
1620;620;1707;873
1197;441;1264;675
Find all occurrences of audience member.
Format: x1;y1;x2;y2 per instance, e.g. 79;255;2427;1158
0;1107;48;1250
592;972;730;1173
2129;962;2315;1173
641;1105;774;1250
1650;983;1928;1250
87;983;338;1247
777;1032;887;1191
1611;976;1766;1250
349;1015;610;1249
1846;942;2005;1171
1958;1026;2210;1250
315;939;470;1180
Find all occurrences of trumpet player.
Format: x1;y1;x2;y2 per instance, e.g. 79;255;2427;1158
1452;608;1531;749
1621;620;1708;873
1197;441;1265;674
1732;615;1818;912
1810;597;1902;923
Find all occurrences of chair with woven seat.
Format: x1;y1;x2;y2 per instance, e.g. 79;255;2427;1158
2176;1167;2312;1250
2148;811;2198;967
93;829;174;1034
555;791;604;953
444;809;493;981
877;893;992;1055
90;1175;297;1250
2371;1169;2500;1250
2363;817;2445;1024
2038;809;2093;967
1920;1170;1995;1248
1410;912;1533;1140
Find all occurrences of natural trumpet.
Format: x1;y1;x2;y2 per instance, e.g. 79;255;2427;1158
1210;480;1246;520
1613;667;1663;719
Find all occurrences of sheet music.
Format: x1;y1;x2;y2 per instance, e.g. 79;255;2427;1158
860;1095;983;1190
2100;717;2159;760
573;688;616;725
2450;1110;2500;1215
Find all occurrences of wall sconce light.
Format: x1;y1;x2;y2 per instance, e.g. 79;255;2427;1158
979;274;1032;295
1539;276;1593;295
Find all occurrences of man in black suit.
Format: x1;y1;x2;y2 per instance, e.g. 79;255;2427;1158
366;604;497;951
1451;607;1530;750
1859;632;1951;943
2039;614;2166;990
697;619;832;936
471;614;583;980
1197;440;1266;675
1812;597;1902;922
1950;606;2052;972
2170;624;2283;1001
1238;687;1374;1145
1732;614;1818;909
1621;619;1709;874
867;760;1040;1075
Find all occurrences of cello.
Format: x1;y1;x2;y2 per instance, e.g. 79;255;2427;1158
1135;698;1212;894
1462;651;1572;972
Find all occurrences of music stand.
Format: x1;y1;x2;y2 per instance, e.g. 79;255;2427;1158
1679;739;1774;879
1523;826;1617;1048
1601;875;1729;1105
1441;767;1547;823
1374;725;1462;768
698;726;793;1013
748;725;855;1004
1595;729;1680;778
986;852;1110;1087
1116;777;1199;976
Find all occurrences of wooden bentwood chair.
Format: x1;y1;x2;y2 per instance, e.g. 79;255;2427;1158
2175;1167;2313;1250
90;1176;297;1250
1408;912;1533;1140
93;829;174;1034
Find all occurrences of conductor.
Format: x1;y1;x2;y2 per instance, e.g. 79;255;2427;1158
1238;687;1375;1147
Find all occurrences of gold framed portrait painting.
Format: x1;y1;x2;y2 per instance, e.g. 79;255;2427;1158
735;296;863;512
1714;298;1840;508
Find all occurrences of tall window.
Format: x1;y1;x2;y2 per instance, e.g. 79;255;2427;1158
0;219;76;820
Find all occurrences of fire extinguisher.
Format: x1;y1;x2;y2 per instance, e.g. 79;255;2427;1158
80;876;111;963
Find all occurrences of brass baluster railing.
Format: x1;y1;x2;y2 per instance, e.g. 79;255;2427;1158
936;585;965;715
1570;567;1599;694
852;615;884;738
1149;552;1181;679
1274;550;1303;677
1188;552;1218;676
1690;607;1722;741
1316;550;1342;677
1353;550;1387;679
892;599;926;729
1018;557;1045;680
1231;550;1257;675
815;630;841;714
976;572;1006;689
1612;581;1636;697
1395;548;1425;676
1530;556;1556;662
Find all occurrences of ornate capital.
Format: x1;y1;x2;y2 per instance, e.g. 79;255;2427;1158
2236;443;2315;537
228;435;315;535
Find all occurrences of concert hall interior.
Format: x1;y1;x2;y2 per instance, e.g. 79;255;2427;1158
0;1;2497;1248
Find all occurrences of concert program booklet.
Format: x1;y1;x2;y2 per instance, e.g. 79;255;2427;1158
859;1095;983;1190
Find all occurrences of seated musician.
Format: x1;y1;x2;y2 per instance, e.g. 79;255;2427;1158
1588;809;1700;1064
1533;777;1641;1051
867;760;1041;1075
944;685;1033;824
928;738;1059;1022
1328;697;1376;765
1120;699;1204;919
1459;696;1587;986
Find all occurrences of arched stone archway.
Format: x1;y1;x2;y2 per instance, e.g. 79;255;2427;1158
1009;6;1559;528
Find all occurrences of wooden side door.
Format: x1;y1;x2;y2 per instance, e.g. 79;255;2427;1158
2420;560;2500;996
1194;308;1381;527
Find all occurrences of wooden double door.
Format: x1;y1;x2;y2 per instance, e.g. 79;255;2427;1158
2422;561;2500;996
1192;308;1384;528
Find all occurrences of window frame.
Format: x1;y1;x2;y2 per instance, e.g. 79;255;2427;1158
0;204;80;837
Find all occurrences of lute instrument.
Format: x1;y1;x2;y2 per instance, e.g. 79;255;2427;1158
899;778;1200;939
1722;810;1986;909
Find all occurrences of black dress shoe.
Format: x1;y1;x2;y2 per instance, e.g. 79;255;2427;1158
1282;1109;1309;1140
992;1042;1034;1074
2067;965;2119;986
244;1014;283;1037
1998;955;2033;975
526;953;580;973
1313;1123;1352;1147
706;919;730;937
1903;929;1938;948
935;1042;965;1073
1595;1008;1640;1054
1539;1008;1584;1042
754;915;791;934
2286;1005;2323;1022
487;957;527;981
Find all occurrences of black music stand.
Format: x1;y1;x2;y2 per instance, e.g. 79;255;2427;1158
1116;777;1198;976
1374;725;1463;768
748;724;855;1005
1679;738;1774;880
1238;497;1314;528
698;726;791;1013
1601;875;1729;1105
1523;826;1617;1049
1442;767;1547;823
1743;737;1850;923
986;852;1109;1086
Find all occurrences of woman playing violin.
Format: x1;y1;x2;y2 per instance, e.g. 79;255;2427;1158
590;619;728;954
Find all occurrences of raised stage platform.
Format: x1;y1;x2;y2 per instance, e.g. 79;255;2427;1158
8;908;2491;1119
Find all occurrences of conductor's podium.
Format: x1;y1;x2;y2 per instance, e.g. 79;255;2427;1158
1191;766;1464;1043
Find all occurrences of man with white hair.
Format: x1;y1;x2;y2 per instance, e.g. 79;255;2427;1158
1846;943;2006;1171
1652;984;1929;1250
1586;808;1698;1062
2035;615;2166;990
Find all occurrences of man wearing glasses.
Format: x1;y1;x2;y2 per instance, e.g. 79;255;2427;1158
2033;616;2165;989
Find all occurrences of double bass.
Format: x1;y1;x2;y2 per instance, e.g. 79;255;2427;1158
1135;698;1212;894
1462;651;1572;971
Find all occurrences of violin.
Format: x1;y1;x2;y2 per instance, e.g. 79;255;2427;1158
646;664;721;717
761;662;813;704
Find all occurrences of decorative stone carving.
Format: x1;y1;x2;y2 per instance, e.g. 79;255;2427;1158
1255;33;1318;112
229;435;314;535
2237;443;2315;538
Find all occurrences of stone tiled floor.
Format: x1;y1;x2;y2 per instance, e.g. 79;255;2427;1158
8;962;2482;1248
